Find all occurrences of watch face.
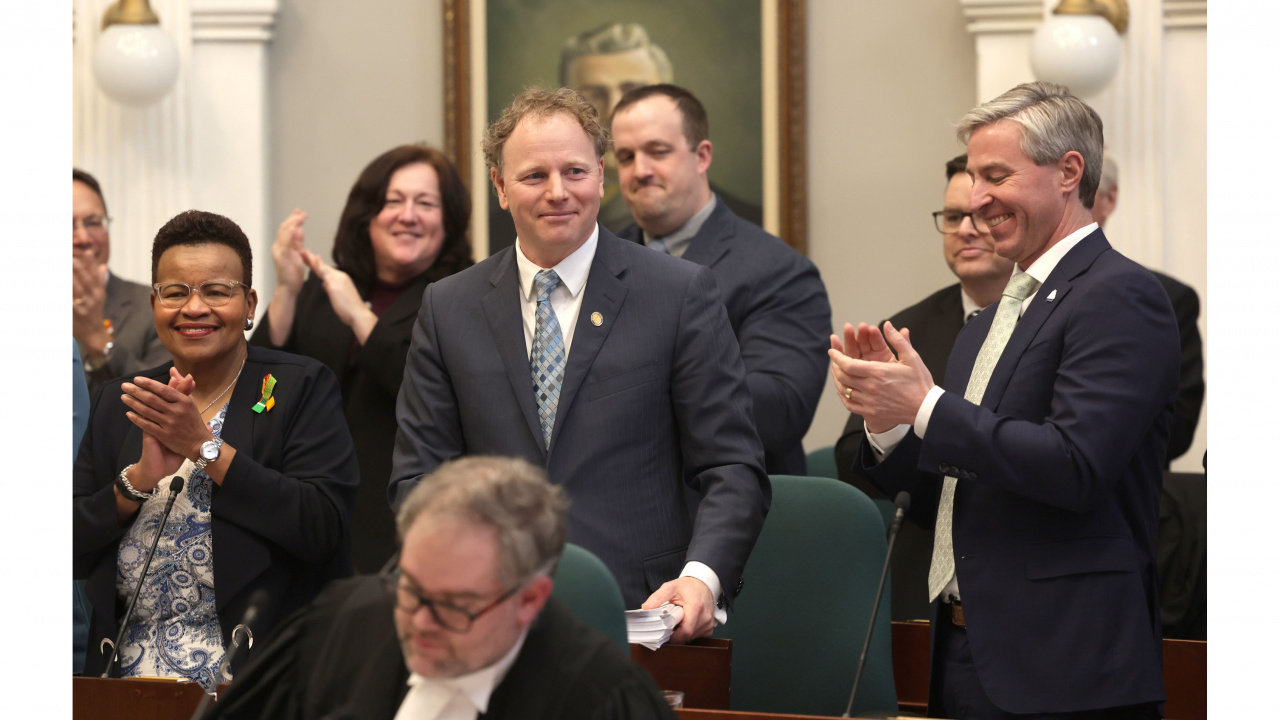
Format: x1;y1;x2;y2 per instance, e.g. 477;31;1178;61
201;440;220;460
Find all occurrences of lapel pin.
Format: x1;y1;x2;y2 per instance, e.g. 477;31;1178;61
1046;289;1057;302
252;374;277;413
590;312;603;326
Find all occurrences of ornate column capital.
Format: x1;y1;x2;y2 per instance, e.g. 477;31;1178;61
191;0;279;42
958;0;1043;35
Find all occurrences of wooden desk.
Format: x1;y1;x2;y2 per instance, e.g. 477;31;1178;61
632;638;733;710
73;676;207;720
890;621;1207;720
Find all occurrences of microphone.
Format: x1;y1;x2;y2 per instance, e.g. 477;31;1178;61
191;589;271;720
843;491;910;718
101;476;186;679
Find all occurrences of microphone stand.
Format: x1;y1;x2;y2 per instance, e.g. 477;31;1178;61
843;491;910;718
101;476;186;678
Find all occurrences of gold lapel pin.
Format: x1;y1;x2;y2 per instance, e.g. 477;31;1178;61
590;312;603;326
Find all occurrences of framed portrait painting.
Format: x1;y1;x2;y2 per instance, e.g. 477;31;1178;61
444;0;807;256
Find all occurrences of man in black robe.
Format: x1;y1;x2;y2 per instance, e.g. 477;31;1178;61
210;456;677;720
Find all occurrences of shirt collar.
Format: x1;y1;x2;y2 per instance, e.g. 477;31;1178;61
642;193;717;258
515;224;599;302
404;628;530;715
1022;222;1097;285
959;288;984;320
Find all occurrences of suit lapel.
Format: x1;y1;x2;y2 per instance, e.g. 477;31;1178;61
977;231;1109;409
481;250;546;456
550;231;629;454
679;199;734;268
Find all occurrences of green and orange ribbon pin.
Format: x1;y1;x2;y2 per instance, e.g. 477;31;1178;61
252;374;277;413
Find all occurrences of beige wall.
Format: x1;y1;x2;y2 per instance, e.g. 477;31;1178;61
802;0;978;453
268;0;444;266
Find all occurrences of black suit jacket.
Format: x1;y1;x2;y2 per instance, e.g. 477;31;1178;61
1150;270;1204;464
618;198;831;475
857;231;1177;714
389;227;769;608
251;270;445;572
73;346;360;677
834;283;965;621
207;577;679;720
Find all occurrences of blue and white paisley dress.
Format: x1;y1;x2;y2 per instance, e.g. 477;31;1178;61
115;403;227;693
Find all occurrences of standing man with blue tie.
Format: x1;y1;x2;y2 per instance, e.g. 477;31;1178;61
389;87;769;644
830;82;1178;719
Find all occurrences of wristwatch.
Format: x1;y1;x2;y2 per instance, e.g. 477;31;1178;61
194;437;224;472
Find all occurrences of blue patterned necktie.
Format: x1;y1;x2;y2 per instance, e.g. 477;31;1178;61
927;268;1040;602
530;270;566;449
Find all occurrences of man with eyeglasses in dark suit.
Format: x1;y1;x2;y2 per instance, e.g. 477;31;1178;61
73;168;170;393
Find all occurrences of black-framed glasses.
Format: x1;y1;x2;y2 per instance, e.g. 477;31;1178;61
932;210;989;234
73;216;111;233
382;568;522;633
152;281;246;309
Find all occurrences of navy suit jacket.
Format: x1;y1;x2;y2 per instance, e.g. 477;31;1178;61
857;230;1178;714
389;227;770;608
618;199;831;475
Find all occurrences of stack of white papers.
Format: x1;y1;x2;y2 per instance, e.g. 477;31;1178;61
625;603;684;650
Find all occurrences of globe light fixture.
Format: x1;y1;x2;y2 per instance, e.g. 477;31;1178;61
92;0;179;107
1030;0;1129;97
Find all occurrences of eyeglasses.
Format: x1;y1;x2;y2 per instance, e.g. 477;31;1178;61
932;210;989;234
152;281;246;309
73;216;111;233
382;568;522;633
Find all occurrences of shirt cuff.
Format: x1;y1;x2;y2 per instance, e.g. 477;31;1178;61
681;561;728;626
866;422;911;461
914;385;946;439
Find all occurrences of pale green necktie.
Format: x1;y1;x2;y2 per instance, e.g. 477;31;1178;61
927;269;1041;602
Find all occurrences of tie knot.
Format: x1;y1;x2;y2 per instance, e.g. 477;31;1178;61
1003;271;1041;302
533;269;561;302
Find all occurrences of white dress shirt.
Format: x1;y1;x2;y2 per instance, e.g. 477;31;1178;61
866;223;1098;600
393;630;528;720
514;225;727;624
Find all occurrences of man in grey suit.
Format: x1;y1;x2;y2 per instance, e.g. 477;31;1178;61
611;84;831;475
73;169;170;393
390;87;769;643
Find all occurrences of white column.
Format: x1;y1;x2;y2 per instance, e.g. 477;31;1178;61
72;0;279;295
73;0;195;286
189;0;279;296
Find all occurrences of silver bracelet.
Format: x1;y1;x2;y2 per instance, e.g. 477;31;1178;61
115;463;156;503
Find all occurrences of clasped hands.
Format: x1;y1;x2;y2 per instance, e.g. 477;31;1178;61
828;321;935;434
119;368;215;494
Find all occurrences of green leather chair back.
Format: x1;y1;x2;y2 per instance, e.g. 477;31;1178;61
808;444;896;533
551;542;629;650
714;475;898;716
805;444;840;480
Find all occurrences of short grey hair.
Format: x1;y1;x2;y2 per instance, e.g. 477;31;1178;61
559;22;674;87
1099;151;1118;193
396;456;571;586
957;81;1105;209
482;86;610;176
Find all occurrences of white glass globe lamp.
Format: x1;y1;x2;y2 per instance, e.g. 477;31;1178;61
92;1;179;107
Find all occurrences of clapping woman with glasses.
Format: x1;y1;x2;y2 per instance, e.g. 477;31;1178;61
73;210;360;691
